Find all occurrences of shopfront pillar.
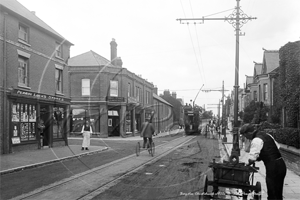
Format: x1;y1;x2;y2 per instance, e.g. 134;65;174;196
99;105;108;137
131;107;136;136
119;105;126;137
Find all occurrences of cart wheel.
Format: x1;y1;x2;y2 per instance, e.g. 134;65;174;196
136;142;140;156
242;189;249;200
150;142;155;157
199;175;208;200
254;181;261;200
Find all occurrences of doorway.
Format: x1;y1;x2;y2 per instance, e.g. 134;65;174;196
40;105;50;146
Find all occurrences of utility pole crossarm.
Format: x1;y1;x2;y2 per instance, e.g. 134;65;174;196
202;89;229;92
176;4;256;30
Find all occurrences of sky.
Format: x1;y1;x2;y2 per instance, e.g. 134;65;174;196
17;0;300;116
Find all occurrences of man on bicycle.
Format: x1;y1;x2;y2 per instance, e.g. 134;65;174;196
141;118;155;149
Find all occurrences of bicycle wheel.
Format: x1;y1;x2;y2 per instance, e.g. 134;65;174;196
136;142;140;156
150;142;155;157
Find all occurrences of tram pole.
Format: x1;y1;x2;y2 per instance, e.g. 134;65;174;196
177;0;256;159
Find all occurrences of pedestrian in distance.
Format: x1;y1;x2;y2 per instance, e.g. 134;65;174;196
141;118;155;149
81;122;92;150
240;123;287;200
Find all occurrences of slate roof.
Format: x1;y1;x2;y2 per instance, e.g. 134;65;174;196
263;50;279;74
1;0;72;44
68;50;113;67
245;75;254;86
153;93;173;107
253;63;263;76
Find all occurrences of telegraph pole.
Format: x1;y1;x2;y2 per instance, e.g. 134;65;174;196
177;0;256;129
177;0;256;159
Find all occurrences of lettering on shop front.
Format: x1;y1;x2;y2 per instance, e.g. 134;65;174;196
14;89;64;101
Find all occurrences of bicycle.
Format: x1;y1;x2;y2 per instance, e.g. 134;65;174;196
136;139;155;157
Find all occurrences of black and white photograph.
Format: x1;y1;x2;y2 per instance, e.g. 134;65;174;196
0;0;299;199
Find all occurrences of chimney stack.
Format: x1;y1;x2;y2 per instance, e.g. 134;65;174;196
163;90;170;96
115;57;123;67
153;86;158;95
110;38;117;65
171;92;177;99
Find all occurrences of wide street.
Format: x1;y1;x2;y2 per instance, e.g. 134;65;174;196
0;131;225;200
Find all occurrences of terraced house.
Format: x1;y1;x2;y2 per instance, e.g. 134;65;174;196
0;0;73;154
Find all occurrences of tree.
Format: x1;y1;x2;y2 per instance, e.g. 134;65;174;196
243;100;269;124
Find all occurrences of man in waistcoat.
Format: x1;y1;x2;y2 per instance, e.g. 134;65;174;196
240;123;287;200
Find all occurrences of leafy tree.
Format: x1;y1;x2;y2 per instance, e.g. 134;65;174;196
243;100;269;123
202;110;213;119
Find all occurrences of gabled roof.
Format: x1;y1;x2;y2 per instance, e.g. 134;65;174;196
253;63;263;77
1;0;72;44
245;75;254;86
263;50;279;74
68;50;113;67
153;93;173;107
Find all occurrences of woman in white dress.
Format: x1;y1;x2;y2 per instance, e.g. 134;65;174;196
81;122;92;150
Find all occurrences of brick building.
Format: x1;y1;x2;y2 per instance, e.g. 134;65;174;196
152;92;173;133
0;0;73;154
68;39;155;137
160;90;184;128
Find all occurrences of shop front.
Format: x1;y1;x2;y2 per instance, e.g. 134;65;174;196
8;89;70;152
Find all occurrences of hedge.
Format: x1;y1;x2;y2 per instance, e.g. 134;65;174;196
266;128;300;149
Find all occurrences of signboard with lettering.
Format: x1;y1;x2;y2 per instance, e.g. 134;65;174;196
12;137;21;144
106;97;125;102
12;89;69;102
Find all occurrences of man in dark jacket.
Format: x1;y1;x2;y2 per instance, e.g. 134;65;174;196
141;118;155;148
240;123;287;200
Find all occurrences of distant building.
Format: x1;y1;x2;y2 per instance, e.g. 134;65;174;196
68;39;154;137
160;90;184;128
152;93;173;133
0;0;73;154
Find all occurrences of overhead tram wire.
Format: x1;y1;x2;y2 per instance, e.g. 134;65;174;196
180;0;205;83
189;0;206;85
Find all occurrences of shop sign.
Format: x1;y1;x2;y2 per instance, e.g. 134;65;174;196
13;89;67;102
106;96;125;102
12;137;21;144
127;96;138;104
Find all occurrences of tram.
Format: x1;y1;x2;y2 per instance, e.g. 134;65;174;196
183;104;201;135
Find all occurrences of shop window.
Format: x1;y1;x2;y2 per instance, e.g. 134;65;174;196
53;107;65;139
11;103;37;143
110;80;118;97
82;79;90;96
18;56;29;86
55;67;63;93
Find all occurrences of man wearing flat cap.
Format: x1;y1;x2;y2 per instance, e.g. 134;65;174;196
240;123;287;200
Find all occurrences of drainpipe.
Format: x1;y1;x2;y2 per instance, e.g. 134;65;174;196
3;12;9;153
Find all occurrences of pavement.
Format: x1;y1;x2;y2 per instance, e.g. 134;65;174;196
0;129;183;175
221;130;300;200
